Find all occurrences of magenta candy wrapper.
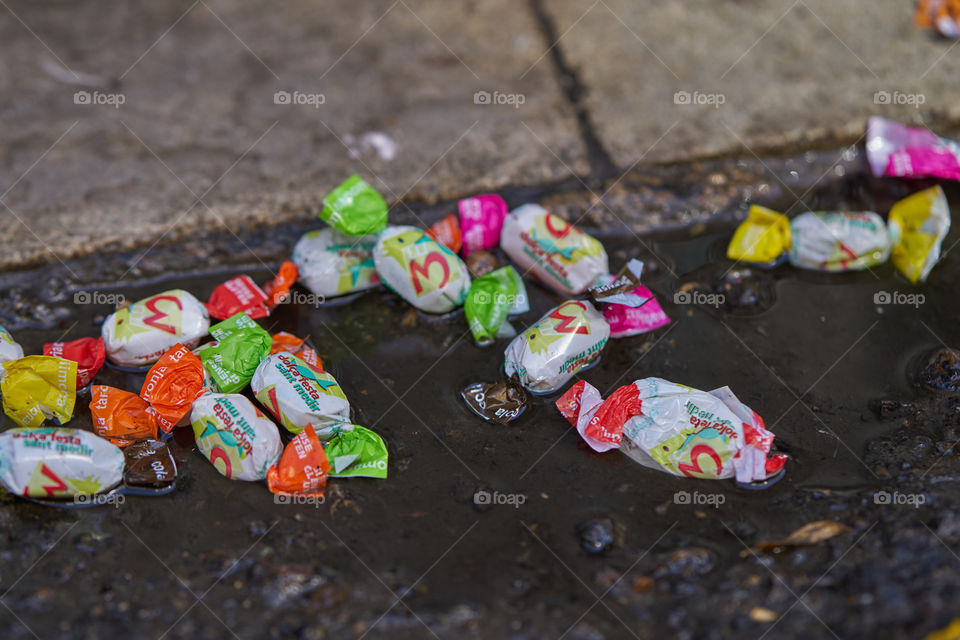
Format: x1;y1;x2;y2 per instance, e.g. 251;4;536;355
602;285;670;338
458;194;508;256
867;117;960;181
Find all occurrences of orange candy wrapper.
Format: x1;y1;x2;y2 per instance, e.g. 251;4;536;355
267;424;331;497
90;385;158;446
916;0;960;37
426;214;463;254
263;261;299;310
140;344;207;432
269;332;324;372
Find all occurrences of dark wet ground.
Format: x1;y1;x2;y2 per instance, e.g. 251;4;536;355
3;148;960;639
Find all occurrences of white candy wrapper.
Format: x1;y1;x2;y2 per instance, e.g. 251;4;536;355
190;393;282;481
0;326;23;365
557;378;787;483
292;228;381;299
789;211;893;272
0;428;124;498
373;226;470;314
500;204;608;296
251;353;350;434
504;300;610;395
102;289;210;367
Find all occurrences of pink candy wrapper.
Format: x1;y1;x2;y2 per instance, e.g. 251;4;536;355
867;117;960;181
603;286;670;338
459;194;508;256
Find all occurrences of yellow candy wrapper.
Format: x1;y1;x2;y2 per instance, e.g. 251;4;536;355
726;205;791;267
888;186;951;284
1;356;78;428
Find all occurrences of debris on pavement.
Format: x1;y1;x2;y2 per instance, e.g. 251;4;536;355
323;424;388;479
464;265;528;346
320;174;389;237
43;337;105;389
577;517;615;554
726;205;791;268
888;185;951;283
1;356;77;428
751;520;851;553
460;378;527;424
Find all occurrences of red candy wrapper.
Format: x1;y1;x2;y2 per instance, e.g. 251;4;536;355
206;275;269;320
43;337;105;388
140;344;207;432
90;385;159;447
267;424;331;497
426;215;463;254
263;261;299;310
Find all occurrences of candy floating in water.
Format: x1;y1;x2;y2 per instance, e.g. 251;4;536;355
205;275;270;320
44;337;106;389
123;439;177;488
89;385;158;446
460;379;527;424
373;225;471;314
251;353;350;434
557;378;787;484
324;424;389;479
102;289;210;367
320;175;388;236
464;266;529;346
0;428;124;498
200;313;272;394
1;356;77;428
789;211;892;272
726;205;791;268
292;229;380;299
504;300;610;395
888;185;951;284
500;204;608;296
459;194;508;257
190;393;282;481
140;344;207;432
867;117;960;181
269;332;324;371
267;424;330;497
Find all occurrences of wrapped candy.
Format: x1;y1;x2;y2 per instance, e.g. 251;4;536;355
789;211;892;272
205;275;269;320
251;353;350;434
0;326;24;364
603;286;670;338
140;344;207;432
504;300;610;395
1;356;77;428
262;261;299;310
464;266;529;346
267;424;330;496
190;393;282;481
43;337;106;389
123;440;177;488
459;194;508;256
102;289;210;367
0;428;124;498
726;205;791;267
292;229;380;299
500;204;608;296
867;117;960;181
916;0;960;37
89;385;158;446
888;185;951;283
320;175;388;236
269;332;324;371
200;313;272;394
426;214;462;253
324;424;388;478
461;379;527;424
557;378;787;483
373;226;471;314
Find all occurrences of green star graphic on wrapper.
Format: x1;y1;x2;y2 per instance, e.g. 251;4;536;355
320;175;388;236
324;424;388;479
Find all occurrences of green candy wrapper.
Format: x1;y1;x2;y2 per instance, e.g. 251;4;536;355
465;266;528;346
200;313;272;394
320;175;388;236
324;424;388;479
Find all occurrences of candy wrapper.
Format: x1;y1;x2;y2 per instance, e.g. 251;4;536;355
373;226;471;314
190;393;282;481
1;356;77;428
200;313;272;394
0;428;124;498
270;332;324;371
557;378;787;483
140;344;207;432
426;214;462;253
459;194;508;256
123;439;177;488
102;289;210;367
267;424;330;496
500;204;608;296
504;300;610;395
43;337;105;389
324;424;388;478
867;117;960;181
603;286;670;338
262;261;299;310
789;211;892;272
461;379;527;424
205;275;269;320
320;175;388;236
916;1;960;38
0;326;24;365
465;266;529;346
888;185;951;283
726;205;791;267
90;385;158;446
293;228;380;299
252;353;350;434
